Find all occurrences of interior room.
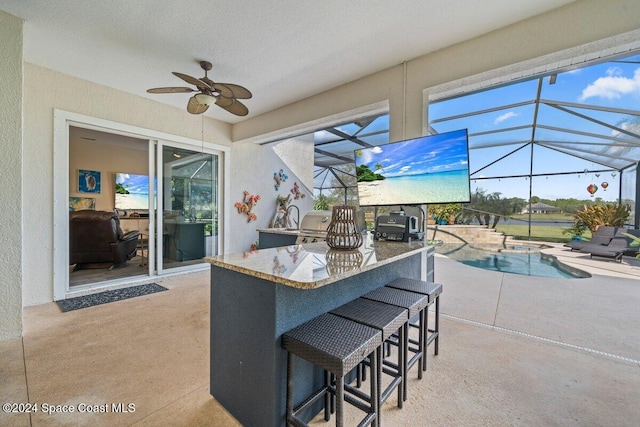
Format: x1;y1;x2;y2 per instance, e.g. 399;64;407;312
68;126;222;288
1;1;639;426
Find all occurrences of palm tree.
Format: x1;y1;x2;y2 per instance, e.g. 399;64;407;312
462;188;514;228
374;162;384;173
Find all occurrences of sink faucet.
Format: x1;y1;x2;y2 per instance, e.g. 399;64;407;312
286;205;300;230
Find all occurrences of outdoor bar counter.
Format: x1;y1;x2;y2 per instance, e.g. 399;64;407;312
206;235;434;426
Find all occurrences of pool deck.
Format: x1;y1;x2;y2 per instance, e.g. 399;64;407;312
435;241;640;364
421;242;640;425
542;241;640;279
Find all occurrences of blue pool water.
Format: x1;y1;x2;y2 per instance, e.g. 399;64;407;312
434;243;589;279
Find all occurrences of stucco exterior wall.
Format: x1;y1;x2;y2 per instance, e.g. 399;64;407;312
22;64;233;306
233;0;640;144
228;136;314;253
0;11;23;340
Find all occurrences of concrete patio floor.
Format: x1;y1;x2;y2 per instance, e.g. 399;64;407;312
1;245;639;426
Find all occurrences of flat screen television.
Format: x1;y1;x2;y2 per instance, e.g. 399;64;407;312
114;172;151;210
354;129;471;206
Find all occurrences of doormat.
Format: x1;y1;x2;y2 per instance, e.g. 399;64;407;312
56;283;168;312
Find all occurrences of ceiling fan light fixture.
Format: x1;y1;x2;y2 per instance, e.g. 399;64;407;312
195;93;216;106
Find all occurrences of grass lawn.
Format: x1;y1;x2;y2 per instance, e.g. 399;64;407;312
495;213;583;242
495;224;593;243
508;213;574;222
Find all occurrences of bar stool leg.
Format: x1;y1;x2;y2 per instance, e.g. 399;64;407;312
397;323;405;408
330;373;336;415
335;374;344;427
324;371;331;421
423;305;429;372
371;348;380;427
402;322;409;401
434;295;440;355
418;310;424;380
286;353;294;426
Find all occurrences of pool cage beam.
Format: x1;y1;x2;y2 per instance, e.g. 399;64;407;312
540;143;637;168
470;124;533;138
536;124;640;146
545;103;640;141
429;100;536;123
526;79;544;239
325;128;374;148
636;161;640;228
471;168;615;182
314;166;355;206
430;72;640;232
470;143;529;176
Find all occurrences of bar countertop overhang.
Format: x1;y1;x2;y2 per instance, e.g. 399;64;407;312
205;236;433;289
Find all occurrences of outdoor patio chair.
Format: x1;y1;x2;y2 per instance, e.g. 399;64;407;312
579;228;637;262
564;226;617;251
622;229;640;257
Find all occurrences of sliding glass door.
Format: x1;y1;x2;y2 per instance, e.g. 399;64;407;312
156;144;220;274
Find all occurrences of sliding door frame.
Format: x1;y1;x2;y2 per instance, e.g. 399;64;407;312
53;109;230;301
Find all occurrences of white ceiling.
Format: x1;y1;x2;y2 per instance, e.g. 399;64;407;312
1;0;576;124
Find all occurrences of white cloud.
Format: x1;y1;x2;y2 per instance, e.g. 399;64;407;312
494;111;518;125
579;67;640;101
611;120;640;137
358;146;383;164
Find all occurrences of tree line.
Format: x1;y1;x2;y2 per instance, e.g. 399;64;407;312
436;188;628;229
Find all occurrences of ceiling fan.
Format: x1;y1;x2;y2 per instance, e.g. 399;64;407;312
147;61;252;116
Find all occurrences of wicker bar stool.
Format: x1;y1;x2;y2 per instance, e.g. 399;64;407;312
330;298;408;412
386;277;443;371
282;313;382;427
361;286;429;402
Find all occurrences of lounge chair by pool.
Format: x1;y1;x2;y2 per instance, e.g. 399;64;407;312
579;229;640;262
564;226;618;251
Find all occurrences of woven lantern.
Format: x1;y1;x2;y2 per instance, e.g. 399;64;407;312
325;205;363;250
325;249;364;275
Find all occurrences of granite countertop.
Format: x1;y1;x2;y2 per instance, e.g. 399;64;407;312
205;234;432;289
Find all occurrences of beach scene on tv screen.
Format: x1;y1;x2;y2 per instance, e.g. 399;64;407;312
354;129;470;206
115;173;150;210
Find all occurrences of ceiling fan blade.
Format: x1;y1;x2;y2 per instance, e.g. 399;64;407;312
212;83;234;98
147;87;194;94
172;72;212;90
218;83;252;99
187;96;209;114
218;99;249;116
215;96;234;107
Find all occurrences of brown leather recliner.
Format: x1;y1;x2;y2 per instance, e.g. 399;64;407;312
70;210;140;267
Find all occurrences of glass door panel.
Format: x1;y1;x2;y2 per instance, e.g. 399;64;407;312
158;145;219;272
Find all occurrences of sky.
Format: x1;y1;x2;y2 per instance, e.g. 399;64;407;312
428;53;640;202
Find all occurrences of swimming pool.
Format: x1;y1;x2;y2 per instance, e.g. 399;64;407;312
434;243;590;279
